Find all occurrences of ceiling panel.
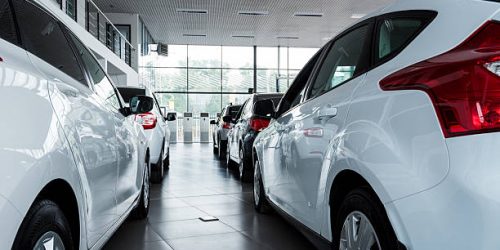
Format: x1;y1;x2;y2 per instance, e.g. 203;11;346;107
95;0;395;47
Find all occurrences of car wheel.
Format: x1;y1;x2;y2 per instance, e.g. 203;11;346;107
218;139;226;159
253;159;272;213
151;148;164;184
226;144;236;169
213;135;218;154
163;147;170;170
130;158;151;219
334;188;399;250
12;200;74;250
239;147;252;182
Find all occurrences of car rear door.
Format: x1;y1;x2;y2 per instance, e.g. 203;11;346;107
279;21;373;231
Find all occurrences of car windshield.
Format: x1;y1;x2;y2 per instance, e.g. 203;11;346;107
117;88;145;103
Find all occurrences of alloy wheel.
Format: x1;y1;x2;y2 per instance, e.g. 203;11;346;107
253;161;261;205
239;148;244;177
143;161;150;209
339;211;381;250
33;231;65;250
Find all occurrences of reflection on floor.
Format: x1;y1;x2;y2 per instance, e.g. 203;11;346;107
103;143;315;250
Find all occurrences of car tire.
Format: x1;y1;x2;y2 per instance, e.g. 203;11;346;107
226;144;236;169
151;148;164;184
333;187;399;250
163;147;170;170
213;135;218;154
130;158;151;220
239;147;252;182
218;138;226;159
253;158;272;213
12;199;74;250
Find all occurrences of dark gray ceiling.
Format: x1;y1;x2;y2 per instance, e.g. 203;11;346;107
96;0;394;47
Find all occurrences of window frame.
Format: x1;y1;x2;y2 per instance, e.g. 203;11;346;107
13;0;90;87
303;20;375;102
63;26;126;112
276;48;324;117
372;10;437;67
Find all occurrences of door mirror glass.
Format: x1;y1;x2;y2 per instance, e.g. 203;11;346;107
254;99;276;118
130;95;154;114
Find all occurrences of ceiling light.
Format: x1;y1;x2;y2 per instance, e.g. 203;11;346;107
294;12;323;17
232;35;255;38
176;8;208;14
238;10;269;16
183;34;207;37
351;14;365;19
277;36;299;40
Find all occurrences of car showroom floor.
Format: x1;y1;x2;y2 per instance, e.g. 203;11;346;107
103;143;314;250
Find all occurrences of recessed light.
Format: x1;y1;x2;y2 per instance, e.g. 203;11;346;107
351;14;365;19
176;8;208;14
183;34;207;37
294;12;323;17
277;36;299;40
232;35;255;38
238;10;269;16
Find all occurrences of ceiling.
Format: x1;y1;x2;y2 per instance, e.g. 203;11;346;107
95;0;395;47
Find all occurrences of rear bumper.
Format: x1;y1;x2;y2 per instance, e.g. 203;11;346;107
0;195;22;249
390;133;500;250
144;129;164;164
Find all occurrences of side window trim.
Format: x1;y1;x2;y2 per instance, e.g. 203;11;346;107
304;20;375;102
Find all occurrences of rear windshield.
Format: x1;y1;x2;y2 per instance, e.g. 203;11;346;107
227;105;242;117
117;88;145;103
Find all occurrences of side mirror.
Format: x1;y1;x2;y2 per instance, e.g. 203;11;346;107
222;115;233;123
166;112;177;121
210;120;216;125
130;95;154;114
254;99;276;118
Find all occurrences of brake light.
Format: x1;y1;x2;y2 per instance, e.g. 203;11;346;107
135;112;157;130
380;21;500;138
250;117;271;132
222;122;231;129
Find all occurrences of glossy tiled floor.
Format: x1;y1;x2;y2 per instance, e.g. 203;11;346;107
103;143;315;250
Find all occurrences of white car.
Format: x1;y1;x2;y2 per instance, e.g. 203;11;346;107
118;87;174;183
252;0;500;249
0;0;152;249
211;104;242;159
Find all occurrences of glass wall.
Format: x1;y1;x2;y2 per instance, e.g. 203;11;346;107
139;45;318;115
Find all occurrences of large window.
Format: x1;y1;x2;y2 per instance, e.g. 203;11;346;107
140;45;318;115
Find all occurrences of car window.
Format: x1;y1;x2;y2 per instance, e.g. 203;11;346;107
12;0;86;86
235;100;248;121
228;106;242;118
0;0;19;45
117;88;145;103
67;31;121;111
307;24;370;100
377;18;425;61
277;51;322;116
242;99;253;119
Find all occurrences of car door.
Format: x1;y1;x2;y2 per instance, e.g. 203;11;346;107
279;22;373;231
265;50;323;208
11;1;120;246
65;31;143;218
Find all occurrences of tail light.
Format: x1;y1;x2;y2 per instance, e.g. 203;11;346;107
135;112;157;130
222;122;231;129
250;117;271;132
380;21;500;138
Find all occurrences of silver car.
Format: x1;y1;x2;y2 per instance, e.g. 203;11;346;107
211;104;242;159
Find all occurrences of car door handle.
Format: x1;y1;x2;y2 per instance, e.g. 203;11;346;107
317;106;338;120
